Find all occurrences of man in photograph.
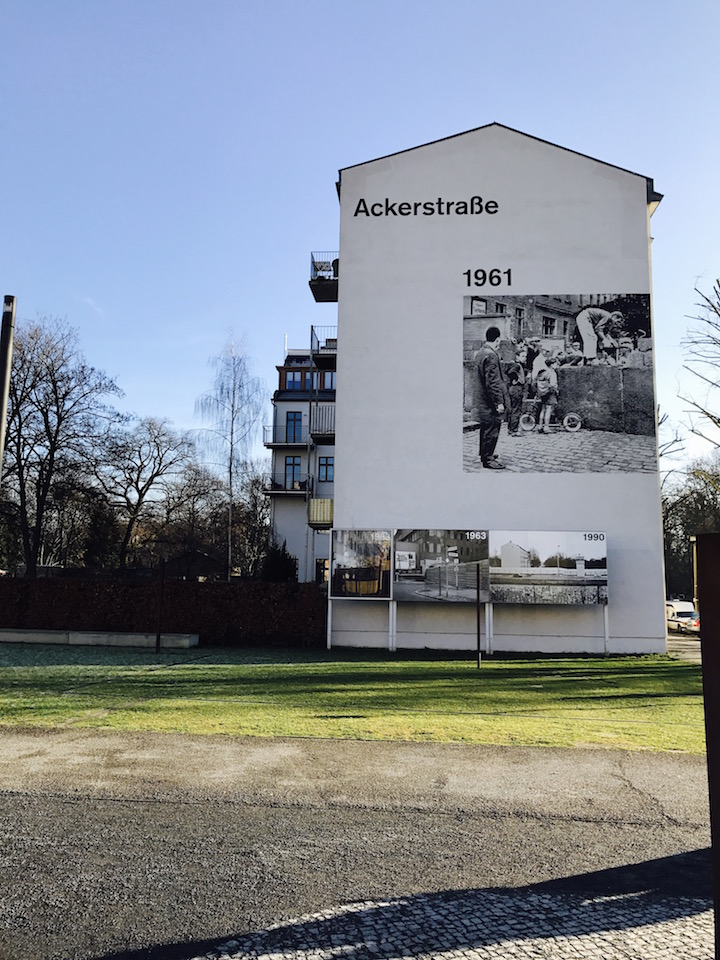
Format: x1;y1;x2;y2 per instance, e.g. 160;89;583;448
574;306;625;362
475;326;508;469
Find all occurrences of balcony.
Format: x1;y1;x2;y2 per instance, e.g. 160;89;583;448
310;403;335;441
308;498;334;529
263;424;309;447
267;473;311;495
311;324;337;370
309;252;338;303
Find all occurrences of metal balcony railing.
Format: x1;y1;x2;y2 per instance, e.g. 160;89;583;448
263;424;309;446
310;252;339;281
310;404;335;437
268;473;311;493
311;325;338;354
308;498;334;527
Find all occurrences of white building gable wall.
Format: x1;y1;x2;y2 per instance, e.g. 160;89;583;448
331;126;664;652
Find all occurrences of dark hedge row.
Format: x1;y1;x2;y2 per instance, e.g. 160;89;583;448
0;579;327;647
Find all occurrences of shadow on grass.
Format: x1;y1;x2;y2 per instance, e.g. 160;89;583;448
94;849;713;960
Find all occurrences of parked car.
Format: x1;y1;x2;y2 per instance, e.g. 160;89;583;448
666;600;700;635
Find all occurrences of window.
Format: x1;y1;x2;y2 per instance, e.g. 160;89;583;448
286;370;310;390
318;456;334;482
286;411;302;443
284;456;301;489
514;307;525;320
542;316;556;336
323;371;336;390
495;303;507;314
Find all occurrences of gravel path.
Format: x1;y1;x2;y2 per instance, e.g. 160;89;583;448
0;730;712;960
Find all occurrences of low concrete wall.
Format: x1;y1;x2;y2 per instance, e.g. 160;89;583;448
0;629;199;649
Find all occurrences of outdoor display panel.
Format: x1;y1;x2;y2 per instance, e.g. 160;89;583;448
393;529;490;603
331;529;392;599
488;530;607;605
332;529;607;606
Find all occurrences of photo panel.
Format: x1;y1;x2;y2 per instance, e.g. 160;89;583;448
463;293;655;473
488;530;608;605
394;529;490;603
331;529;392;600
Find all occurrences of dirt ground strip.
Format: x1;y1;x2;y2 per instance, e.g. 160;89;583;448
0;729;712;960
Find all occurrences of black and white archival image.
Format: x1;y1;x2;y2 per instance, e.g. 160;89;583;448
488;530;608;605
393;529;490;603
463;293;656;474
331;529;392;600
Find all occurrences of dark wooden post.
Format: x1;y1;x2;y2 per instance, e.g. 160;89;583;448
696;533;720;957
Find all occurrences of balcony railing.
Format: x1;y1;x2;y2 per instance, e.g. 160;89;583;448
310;252;338;281
308;498;334;528
310;404;335;438
263;424;309;446
309;253;339;303
311;324;338;353
267;473;311;494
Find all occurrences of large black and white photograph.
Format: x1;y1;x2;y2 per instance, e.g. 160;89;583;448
488;531;608;605
463;294;656;473
330;529;392;600
394;529;490;603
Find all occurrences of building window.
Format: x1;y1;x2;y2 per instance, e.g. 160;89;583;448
495;303;507;314
316;558;329;583
284;456;301;489
286;411;302;443
318;456;334;482
323;371;336;390
542;316;556;336
286;371;311;390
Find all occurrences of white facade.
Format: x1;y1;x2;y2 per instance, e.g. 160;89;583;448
327;124;664;653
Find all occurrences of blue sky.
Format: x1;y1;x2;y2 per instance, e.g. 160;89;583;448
1;0;717;462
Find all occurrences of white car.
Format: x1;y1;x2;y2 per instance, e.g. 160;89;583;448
666;601;700;635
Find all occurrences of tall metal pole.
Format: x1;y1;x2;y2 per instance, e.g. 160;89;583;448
0;296;16;484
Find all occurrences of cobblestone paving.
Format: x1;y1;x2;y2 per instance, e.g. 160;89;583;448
463;425;657;473
191;889;713;960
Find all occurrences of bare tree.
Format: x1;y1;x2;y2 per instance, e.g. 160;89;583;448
233;458;271;576
195;336;266;578
681;280;720;450
95;417;193;568
2;319;122;576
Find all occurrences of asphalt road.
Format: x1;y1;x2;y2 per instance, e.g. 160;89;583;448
0;728;711;960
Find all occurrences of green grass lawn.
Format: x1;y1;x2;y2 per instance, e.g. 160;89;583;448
0;644;706;753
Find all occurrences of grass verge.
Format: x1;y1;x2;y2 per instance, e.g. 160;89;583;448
0;644;705;753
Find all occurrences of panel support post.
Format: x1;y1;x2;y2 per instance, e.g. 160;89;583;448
326;599;333;650
603;602;610;656
696;533;720;958
476;564;482;669
389;600;397;652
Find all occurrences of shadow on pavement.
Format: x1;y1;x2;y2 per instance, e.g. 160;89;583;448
95;848;713;960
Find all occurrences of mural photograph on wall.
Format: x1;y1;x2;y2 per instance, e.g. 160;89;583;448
393;529;490;603
488;530;608;605
462;293;655;473
331;529;392;599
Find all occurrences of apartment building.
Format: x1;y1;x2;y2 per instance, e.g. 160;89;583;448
264;325;336;582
